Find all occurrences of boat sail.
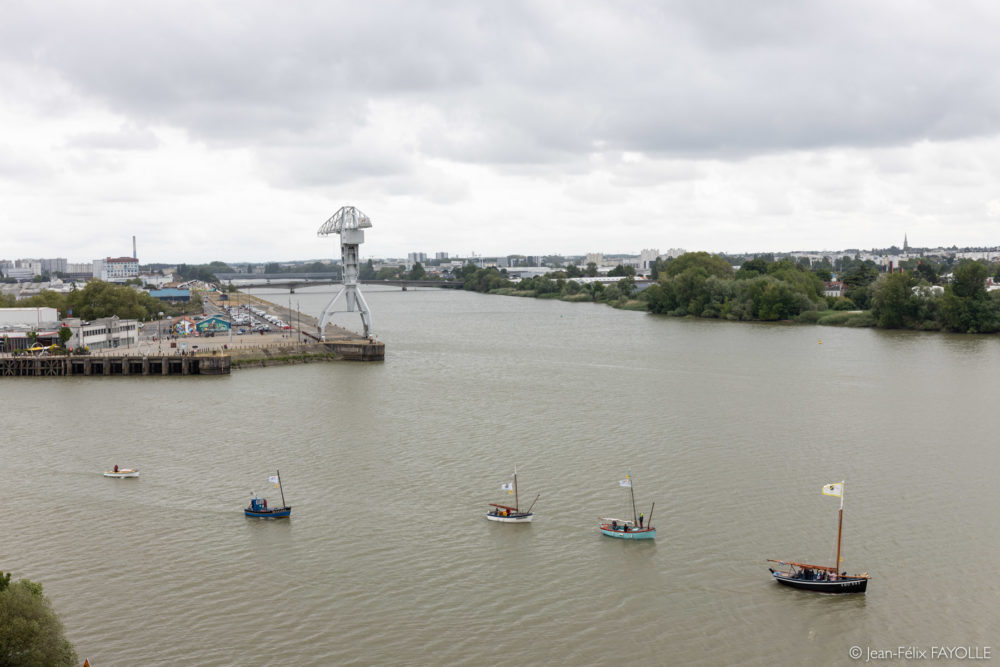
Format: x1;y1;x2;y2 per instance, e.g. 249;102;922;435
245;470;292;518
768;481;870;593
599;472;655;539
486;465;538;523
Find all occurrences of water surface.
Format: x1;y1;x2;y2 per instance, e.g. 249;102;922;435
1;286;997;665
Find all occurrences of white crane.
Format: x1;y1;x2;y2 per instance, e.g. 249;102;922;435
316;205;374;339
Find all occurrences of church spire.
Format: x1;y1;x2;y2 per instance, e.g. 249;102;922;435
903;233;909;252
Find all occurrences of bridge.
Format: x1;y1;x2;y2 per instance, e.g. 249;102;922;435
214;273;464;290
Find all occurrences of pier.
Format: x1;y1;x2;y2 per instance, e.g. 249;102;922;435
0;353;231;377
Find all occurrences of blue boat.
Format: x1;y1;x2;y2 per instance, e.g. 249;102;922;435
599;519;656;540
599;472;655;540
245;470;291;519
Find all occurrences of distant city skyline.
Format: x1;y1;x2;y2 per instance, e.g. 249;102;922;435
4;3;1000;262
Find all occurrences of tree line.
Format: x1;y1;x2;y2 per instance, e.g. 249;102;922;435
449;253;1000;333
2;280;201;321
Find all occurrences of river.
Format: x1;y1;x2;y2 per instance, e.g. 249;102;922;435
1;286;997;665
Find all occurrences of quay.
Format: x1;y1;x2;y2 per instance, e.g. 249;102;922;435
0;353;230;377
0;289;385;378
0;337;384;377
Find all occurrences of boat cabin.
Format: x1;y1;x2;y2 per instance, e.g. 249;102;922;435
248;497;269;512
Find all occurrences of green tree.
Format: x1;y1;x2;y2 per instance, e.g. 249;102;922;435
757;279;800;320
662;252;734;280
584;262;599;277
584;281;605;302
871;272;917;329
408;262;427;280
359;259;377;280
608;264;636;277
57;326;73;347
0;573;78;666
940;260;997;333
61;280;161;321
461;267;512;293
616;275;636;297
915;261;939;284
376;266;403;280
735;257;769;279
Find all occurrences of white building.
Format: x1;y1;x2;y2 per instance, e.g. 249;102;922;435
64;316;139;350
140;273;174;288
638;249;660;272
3;267;35;281
0;307;60;326
94;257;140;283
41;258;68;274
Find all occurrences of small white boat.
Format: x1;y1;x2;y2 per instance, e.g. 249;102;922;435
486;465;538;523
103;467;139;478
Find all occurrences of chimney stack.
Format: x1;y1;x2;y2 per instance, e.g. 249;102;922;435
133;235;137;260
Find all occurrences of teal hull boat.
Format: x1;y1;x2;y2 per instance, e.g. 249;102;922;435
599;522;655;539
600;471;655;541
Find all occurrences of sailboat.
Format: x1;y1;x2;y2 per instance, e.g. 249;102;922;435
245;470;292;518
768;481;870;593
599;472;655;539
486;465;539;523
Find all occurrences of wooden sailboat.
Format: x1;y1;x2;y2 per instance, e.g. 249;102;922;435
599;471;655;539
768;481;870;593
486;465;538;523
245;470;292;518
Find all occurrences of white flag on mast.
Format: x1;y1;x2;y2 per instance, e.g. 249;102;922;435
501;482;513;494
619;477;632;488
822;482;842;498
268;475;279;487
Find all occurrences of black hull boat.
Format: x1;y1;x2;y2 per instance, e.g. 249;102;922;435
768;481;870;594
768;564;869;593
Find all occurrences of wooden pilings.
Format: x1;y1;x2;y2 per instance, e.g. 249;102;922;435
0;354;231;377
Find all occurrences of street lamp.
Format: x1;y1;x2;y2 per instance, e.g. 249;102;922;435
158;311;164;352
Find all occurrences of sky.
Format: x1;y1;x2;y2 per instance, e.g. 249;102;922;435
2;1;1000;264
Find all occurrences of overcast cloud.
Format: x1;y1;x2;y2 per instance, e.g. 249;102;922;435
2;0;1000;263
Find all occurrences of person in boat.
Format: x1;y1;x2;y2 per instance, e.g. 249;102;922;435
639;513;644;528
113;464;119;473
611;520;617;530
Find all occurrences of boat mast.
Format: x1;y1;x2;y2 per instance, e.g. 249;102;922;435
629;471;637;526
277;469;287;508
513;464;519;512
834;480;845;579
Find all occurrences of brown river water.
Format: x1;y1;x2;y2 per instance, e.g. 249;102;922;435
1;286;996;665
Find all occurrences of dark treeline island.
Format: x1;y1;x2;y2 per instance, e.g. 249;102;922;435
453;252;1000;334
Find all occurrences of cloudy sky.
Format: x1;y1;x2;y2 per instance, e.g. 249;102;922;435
2;1;1000;264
